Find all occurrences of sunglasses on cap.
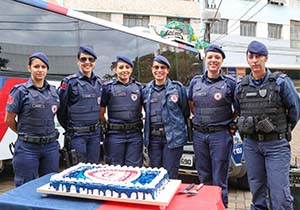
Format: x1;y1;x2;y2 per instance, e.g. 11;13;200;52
79;57;96;63
152;65;167;70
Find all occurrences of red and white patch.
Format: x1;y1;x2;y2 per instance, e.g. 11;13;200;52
131;93;138;101
52;105;58;113
214;92;222;101
170;94;178;103
60;82;67;90
7;96;14;104
85;168;141;183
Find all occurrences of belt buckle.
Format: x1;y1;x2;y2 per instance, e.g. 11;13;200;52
203;126;209;133
40;137;47;144
257;134;265;141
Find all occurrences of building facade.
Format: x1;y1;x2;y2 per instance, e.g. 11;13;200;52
57;0;300;91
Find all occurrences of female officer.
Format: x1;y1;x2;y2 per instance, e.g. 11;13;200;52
188;45;236;208
5;52;60;187
100;56;143;167
57;46;102;164
142;55;190;179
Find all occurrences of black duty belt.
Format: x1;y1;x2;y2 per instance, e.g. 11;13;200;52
18;130;59;144
68;122;100;133
192;124;227;133
151;127;166;137
246;133;287;141
108;122;143;131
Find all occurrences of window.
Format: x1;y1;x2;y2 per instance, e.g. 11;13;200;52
240;21;256;37
211;19;228;34
123;15;149;27
268;23;282;39
291;20;300;49
81;11;111;21
167;17;190;24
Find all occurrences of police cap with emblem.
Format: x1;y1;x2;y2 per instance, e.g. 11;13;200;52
153;55;171;69
204;44;226;59
78;45;97;59
116;56;134;68
247;40;268;56
29;52;49;69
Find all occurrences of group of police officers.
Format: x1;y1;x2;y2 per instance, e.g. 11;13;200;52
5;41;300;210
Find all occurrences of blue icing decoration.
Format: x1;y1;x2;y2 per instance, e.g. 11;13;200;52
49;164;169;200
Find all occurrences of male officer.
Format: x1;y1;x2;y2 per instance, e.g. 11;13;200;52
57;46;102;164
142;55;190;179
100;56;143;167
235;40;300;210
188;44;236;208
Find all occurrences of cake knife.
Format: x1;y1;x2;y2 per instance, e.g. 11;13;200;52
179;183;195;194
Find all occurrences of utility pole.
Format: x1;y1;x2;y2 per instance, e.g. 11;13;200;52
204;0;210;43
200;0;220;44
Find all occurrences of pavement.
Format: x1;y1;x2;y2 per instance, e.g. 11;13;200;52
0;122;299;210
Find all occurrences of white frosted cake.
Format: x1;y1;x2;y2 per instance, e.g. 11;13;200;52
49;163;169;200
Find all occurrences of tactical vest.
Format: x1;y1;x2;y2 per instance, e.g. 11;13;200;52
18;85;59;136
68;78;102;124
107;82;142;122
237;72;287;134
149;88;166;126
192;78;232;125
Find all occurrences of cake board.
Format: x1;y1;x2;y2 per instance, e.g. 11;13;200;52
37;179;181;210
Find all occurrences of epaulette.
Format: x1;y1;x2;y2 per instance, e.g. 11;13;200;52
14;83;25;89
63;73;78;83
171;80;183;87
134;80;142;87
223;74;235;81
103;80;113;86
193;75;202;80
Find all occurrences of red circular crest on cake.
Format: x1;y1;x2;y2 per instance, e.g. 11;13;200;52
85;168;141;183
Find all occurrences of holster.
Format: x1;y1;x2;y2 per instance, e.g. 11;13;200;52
236;116;255;134
187;118;193;142
60;133;79;167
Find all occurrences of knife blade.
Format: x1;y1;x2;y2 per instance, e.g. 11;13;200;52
179;183;195;194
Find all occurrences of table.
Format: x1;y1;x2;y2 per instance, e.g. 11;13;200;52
0;174;225;210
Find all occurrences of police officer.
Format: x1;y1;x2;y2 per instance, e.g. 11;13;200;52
188;45;236;208
142;55;190;179
100;56;143;167
5;52;60;187
235;40;300;210
57;46;102;164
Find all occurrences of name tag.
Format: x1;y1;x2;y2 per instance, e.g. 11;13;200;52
32;104;45;108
